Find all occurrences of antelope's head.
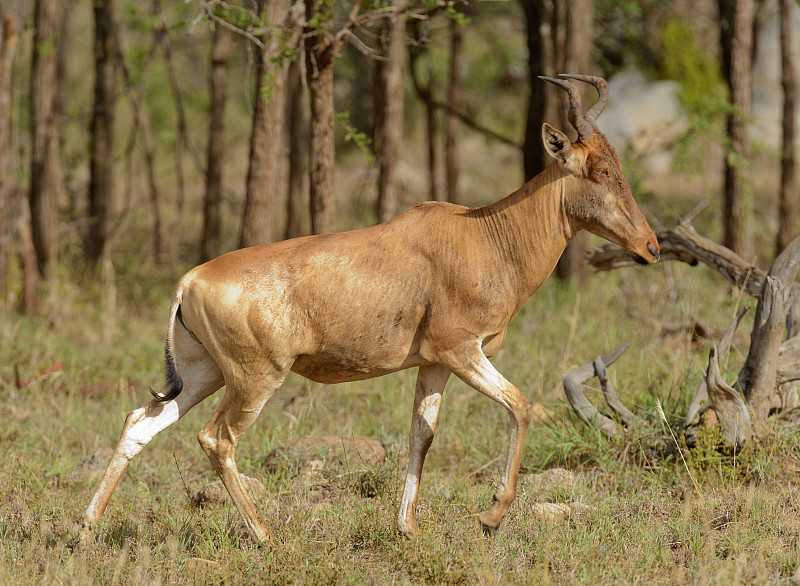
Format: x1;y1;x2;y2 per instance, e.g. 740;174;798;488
540;74;660;265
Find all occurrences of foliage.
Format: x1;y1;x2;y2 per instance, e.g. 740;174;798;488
658;18;730;174
334;111;374;165
593;0;672;74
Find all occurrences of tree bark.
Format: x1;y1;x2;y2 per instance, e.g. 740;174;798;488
444;12;463;205
240;0;291;249
555;0;593;283
739;236;800;419
115;29;164;258
30;0;61;277
408;21;440;202
776;0;796;255
376;6;407;224
87;0;117;265
718;0;754;258
285;58;307;239
306;0;337;235
0;14;17;294
200;21;230;262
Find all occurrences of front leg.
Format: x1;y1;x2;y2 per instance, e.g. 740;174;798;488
442;343;531;536
397;364;451;537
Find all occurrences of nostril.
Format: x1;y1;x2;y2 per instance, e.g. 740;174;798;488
647;243;660;260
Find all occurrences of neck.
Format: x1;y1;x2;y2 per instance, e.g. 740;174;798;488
471;163;574;301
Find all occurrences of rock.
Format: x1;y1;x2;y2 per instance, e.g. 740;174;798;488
518;468;585;503
600;72;686;177
263;435;386;473
71;447;114;479
184;557;220;578
531;501;592;524
191;474;266;508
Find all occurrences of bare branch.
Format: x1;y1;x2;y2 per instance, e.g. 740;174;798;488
705;345;752;450
593;356;643;428
684;307;749;430
588;220;765;297
562;343;630;439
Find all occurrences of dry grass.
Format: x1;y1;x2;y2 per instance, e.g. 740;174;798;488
4;232;800;585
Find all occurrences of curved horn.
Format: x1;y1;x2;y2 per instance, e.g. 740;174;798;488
559;74;608;128
538;75;594;140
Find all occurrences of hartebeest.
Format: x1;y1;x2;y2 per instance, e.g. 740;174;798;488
80;74;659;545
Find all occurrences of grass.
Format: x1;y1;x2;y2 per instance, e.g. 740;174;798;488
4;245;800;584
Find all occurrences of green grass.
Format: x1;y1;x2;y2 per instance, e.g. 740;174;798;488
4;248;800;584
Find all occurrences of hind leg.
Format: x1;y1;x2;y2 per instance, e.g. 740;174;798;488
397;364;450;537
197;369;289;544
80;330;224;545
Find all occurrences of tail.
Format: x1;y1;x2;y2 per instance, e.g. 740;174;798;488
150;293;185;402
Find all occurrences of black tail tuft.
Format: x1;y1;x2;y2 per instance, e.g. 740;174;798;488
150;341;183;402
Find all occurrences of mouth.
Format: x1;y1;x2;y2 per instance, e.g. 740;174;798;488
633;243;660;265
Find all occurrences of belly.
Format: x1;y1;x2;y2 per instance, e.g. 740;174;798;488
290;351;431;383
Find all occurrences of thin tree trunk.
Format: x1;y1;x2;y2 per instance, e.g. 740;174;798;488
200;22;230;263
521;0;545;181
555;0;593;282
152;0;204;222
240;0;290;249
445;12;463;205
30;0;61;277
521;0;563;178
17;192;39;315
306;0;336;235
115;30;164;258
0;14;17;295
407;22;440;201
87;0;117;265
285;58;307;240
777;0;796;255
376;6;406;224
719;0;754;258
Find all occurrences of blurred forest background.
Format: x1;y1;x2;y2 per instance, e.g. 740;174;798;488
0;0;796;312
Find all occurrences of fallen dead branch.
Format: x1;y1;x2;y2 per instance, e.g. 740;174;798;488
572;221;800;450
562;343;633;439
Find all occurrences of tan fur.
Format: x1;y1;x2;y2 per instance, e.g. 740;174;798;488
80;128;659;545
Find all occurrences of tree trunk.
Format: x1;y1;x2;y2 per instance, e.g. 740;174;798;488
445;12;463;205
240;0;291;249
0;14;17;294
555;0;593;282
285;58;307;240
87;0;117;265
408;21;440;202
718;0;754;258
30;0;61;277
776;0;796;255
114;28;164;258
521;0;546;180
376;6;407;224
17;192;40;315
306;0;336;235
200;21;230;263
739;236;800;419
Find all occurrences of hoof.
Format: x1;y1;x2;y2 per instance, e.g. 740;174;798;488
479;519;498;538
397;521;419;539
77;523;94;548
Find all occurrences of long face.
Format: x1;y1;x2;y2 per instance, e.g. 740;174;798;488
564;132;660;265
539;74;660;265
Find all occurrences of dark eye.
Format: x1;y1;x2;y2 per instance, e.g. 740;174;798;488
594;168;609;177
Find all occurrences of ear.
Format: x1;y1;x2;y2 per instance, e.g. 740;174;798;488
542;123;580;174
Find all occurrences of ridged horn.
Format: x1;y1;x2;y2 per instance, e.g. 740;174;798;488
538;75;594;140
559;73;608;129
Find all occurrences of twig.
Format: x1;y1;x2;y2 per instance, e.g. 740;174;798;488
173;453;193;503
